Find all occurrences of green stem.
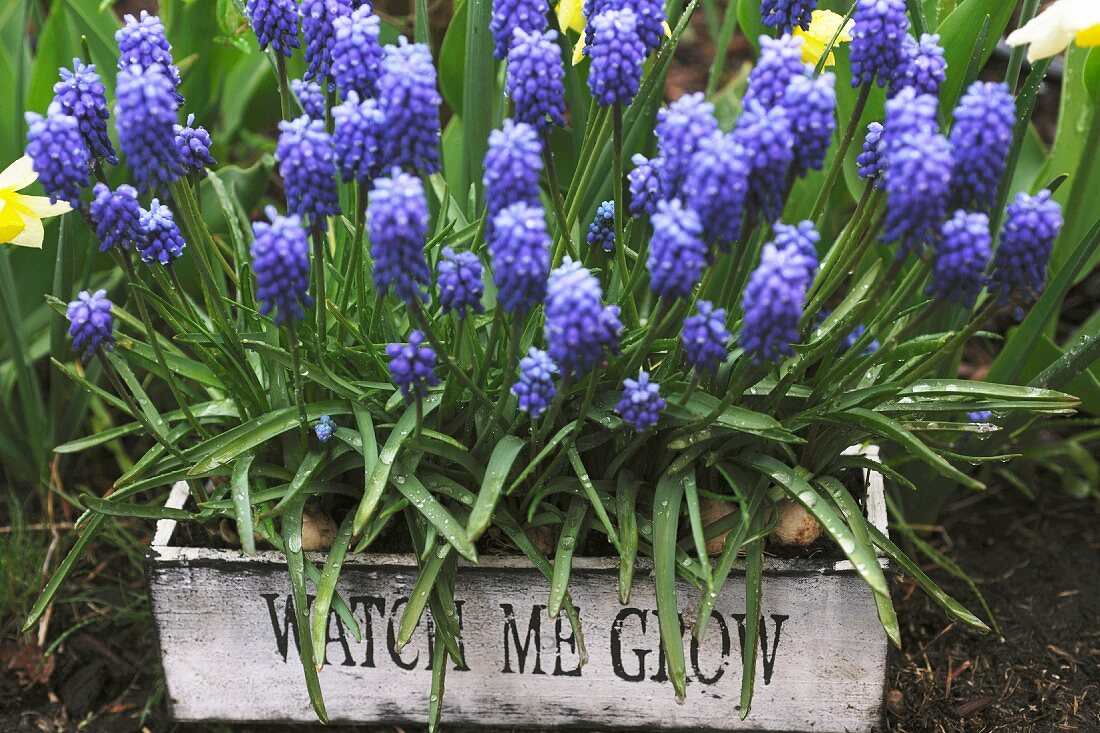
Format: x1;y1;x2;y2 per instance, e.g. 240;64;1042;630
311;223;329;359
275;54;294;120
810;84;871;223
287;321;310;446
544;143;578;264
1004;0;1040;94
570;373;600;442
612;103;639;326
337;184;369;328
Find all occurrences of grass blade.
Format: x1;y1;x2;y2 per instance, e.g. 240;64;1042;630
653;470;686;701
616;472;640;604
548;496;587;618
310;512;359;670
739;513;764;720
280;496;328;723
467;435;525;540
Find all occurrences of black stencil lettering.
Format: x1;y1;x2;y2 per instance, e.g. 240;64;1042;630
500;603;545;674
387;597;420;670
731;613;788;685
261;593;298;662
610;608;649;682
350;595;385;668
690;611;730;685
553;608;582;676
327;606;355;667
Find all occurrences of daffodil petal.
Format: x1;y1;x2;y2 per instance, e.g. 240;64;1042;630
572;36;586;65
15;194;71;218
0;156;39;193
0;199;27;244
7;212;44;249
556;0;585;34
1076;22;1100;47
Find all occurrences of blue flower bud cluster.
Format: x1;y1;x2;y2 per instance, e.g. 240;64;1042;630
628;155;662;219
291;79;326;120
23;112;89;206
52;59;116;165
331;5;384;99
648;200;708;299
512;347;559;418
588;9;646;107
276;116;341;224
490;202;551;314
137;199;187;265
90;184;144;252
544;258;622;376
369;171;431;304
247;0;301;57
740;242;813;363
743;34;807;109
251;206;313;323
682;132;749;248
681;300;730;373
484;120;543;231
333;93;385;184
949;82;1015;212
116;12;183;98
928;210;991;308
732;101;794;227
784;72;836;177
655;93;719;199
761;0;817;34
616;371;665;431
378;39;442;174
587;200;616;253
67;289;115;358
114;64;182;193
892;33;947;97
437;247;485;318
387;330;440;400
849;0;909;87
490;0;549;59
175;114;216;175
992;190;1063;306
506;29;568;132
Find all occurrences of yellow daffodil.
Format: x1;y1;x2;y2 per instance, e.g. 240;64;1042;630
1006;0;1100;62
557;1;672;65
0;156;71;249
793;9;854;68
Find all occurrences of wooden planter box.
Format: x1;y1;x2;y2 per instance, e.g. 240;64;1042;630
146;448;889;731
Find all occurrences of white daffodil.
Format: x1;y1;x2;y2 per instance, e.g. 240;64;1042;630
1006;0;1100;63
0;156;72;249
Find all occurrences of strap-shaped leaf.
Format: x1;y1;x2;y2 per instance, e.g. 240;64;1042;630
653;470;686;701
467;436;525;541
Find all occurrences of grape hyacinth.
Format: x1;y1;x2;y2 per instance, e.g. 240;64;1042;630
378;40;442;174
386;331;439;400
743;34;807;109
587;200;616;253
333;93;385;184
588;9;646;107
137;199;186;265
772;220;820;284
968;410;993;423
369;171;431;304
648;200;708;299
740;242;813;363
761;0;817;34
247;0;301;56
291;79;326;120
881;88;939;154
23;112;89;206
437;247;485;318
175;114;216;175
251;206;313;323
857;122;885;181
928;210;991;308
302;0;350;84
732;101;795;226
783;72;836;177
544;258;622;376
89;183;143;252
616;371;665;431
276;116;341;224
489;201;551;314
505;28;567;132
314;414;336;442
116;12;182;97
892;33;947;97
881;130;953;254
655;92;719;199
949;81;1015;211
66;289;115;358
52;60;116;164
114;65;182;192
628;154;662;218
490;0;548;59
682;132;749;248
992;190;1063;306
849;0;909;87
584;0;666;53
331;5;383;99
682;300;731;373
483;120;543;226
512;347;558;418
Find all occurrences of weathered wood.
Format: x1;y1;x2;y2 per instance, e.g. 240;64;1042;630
146;450;889;731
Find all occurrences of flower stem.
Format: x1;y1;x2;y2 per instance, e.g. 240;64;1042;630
612;103;639;326
287;320;310;446
310;223;329;359
544;142;577;264
810;83;871;223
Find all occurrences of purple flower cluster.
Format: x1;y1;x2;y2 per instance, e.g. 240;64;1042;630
114;65;182;192
857;122;885;181
251;206;313;323
89;183;143;252
23;112;89;206
333;93;385;183
291;78;326;120
378;40;442;174
116;12;182;97
67;289;115;358
648;199;708;299
490;0;548;59
484;120;543;227
369;171;431;304
761;0;817;34
175;114;216;175
740;242;811;363
784;72;836;177
588;9;646;107
302;0;350;84
437;247;485;318
949;82;1015;212
743;34;807;109
331;5;383;99
276;116;341;224
247;0;301;57
505;28;567;132
892;34;947;97
628;154;662;218
682;133;749;248
137;199;186;265
849;0;909;87
655;93;719;199
616;371;665;431
387;330;439;400
587;200;616;253
52;59;116;164
681;300;730;373
772;220;820;283
512;347;558;418
732;101;794;226
584;0;666;53
881;129;953;254
544;258;622;376
991;190;1063;306
928;210;991;308
489;202;551;314
314;414;336;442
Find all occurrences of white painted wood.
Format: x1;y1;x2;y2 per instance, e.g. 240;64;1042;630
147;454;890;731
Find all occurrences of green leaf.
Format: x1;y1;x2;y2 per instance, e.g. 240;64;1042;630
24;513;107;632
280;496;328;722
653;471;686;701
616;472;641;604
392;459;478;563
230;454;256;555
548;496;587;618
936;0;1015;113
80;493;196;521
263;450;326;519
310;512;360;669
467;436;525;541
738;511;764;720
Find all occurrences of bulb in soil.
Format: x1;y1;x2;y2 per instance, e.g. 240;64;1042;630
700;498;735;555
770;500;822;546
301;505;338;551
